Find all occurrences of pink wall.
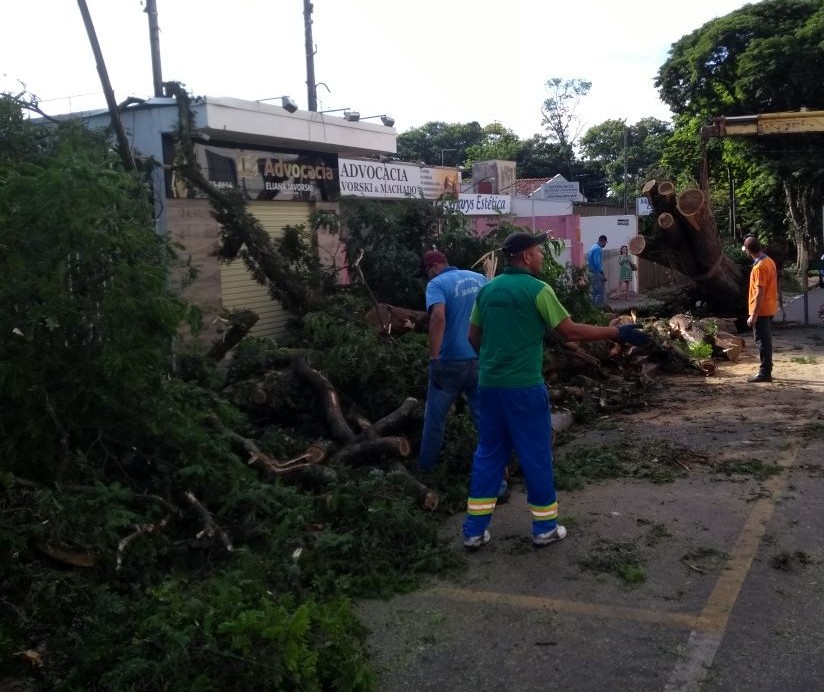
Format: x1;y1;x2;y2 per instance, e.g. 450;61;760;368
471;214;583;265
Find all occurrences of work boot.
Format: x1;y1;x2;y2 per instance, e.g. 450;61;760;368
747;373;772;383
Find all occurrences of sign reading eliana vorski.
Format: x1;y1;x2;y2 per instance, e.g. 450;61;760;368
167;142;339;201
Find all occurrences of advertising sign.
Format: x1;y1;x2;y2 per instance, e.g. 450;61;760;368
338;160;464;200
442;194;511;216
540;180;583;202
338;158;422;198
167;142;339;201
420;166;462;200
636;196;653;216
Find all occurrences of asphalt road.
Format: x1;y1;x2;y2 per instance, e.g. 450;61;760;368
358;325;824;692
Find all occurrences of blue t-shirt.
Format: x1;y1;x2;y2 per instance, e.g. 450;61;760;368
425;267;486;360
587;243;603;273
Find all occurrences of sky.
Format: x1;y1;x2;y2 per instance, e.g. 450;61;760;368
3;0;755;140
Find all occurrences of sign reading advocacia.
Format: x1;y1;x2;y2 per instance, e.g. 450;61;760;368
338;158;422;198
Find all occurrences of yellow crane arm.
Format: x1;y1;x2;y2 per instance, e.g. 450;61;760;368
701;109;824;140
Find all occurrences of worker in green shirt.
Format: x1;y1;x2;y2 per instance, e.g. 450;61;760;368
463;232;649;549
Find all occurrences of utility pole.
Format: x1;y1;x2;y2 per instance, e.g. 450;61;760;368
76;0;136;172
145;0;164;97
303;0;318;111
622;126;628;214
727;165;737;238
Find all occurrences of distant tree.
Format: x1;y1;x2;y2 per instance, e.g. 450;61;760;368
655;0;824;262
541;77;592;176
516;135;569;179
580;117;672;201
463;122;523;169
395;121;486;167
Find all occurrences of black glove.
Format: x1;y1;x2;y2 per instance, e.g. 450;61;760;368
429;359;443;389
617;323;650;346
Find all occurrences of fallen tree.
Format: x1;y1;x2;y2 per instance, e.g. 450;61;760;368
633;180;747;316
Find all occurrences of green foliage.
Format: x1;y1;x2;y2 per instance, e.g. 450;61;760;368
0;113;194;483
298;297;429;419
578;538;646;585
656;0;824;257
0;96;467;690
542;77;591;153
687;342;713;360
553;439;706;490
335;197;449;308
579;117;673;201
305;470;464;598
463;123;524;170
395;121;486;168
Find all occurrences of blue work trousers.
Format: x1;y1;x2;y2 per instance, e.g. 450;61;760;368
463;385;558;540
418;359;480;471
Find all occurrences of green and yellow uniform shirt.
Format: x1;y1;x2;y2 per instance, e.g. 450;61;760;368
470;267;569;388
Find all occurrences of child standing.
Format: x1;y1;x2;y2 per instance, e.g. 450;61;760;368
617;245;635;299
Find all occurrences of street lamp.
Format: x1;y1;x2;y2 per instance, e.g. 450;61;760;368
440;148;458;166
257;95;298;113
361;114;395;127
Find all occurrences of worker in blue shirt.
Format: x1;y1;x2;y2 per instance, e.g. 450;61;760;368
587;235;608;306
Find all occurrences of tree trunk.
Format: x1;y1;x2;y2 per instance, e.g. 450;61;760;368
330;436;411;466
386;461;439;511
637;180;747;316
292;355;356;445
355;397;419;441
207;309;259;361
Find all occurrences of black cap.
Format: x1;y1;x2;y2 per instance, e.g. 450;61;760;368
502;232;545;257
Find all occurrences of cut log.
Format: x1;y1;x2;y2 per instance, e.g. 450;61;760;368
658;212;674;230
635;179;748;315
34;542;95;568
355;397;420;441
696;359;717;376
675;188;707;233
713;331;745;362
364;303;427;336
345;404;373;433
628;234;646;256
668;314;708;346
330;436;411;466
658;180;676;204
387;461;439;511
643;180;677;214
293;355;356;445
232;432;330;477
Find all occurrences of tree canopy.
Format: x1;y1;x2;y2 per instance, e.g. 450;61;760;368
656;0;824;259
579;117;673;202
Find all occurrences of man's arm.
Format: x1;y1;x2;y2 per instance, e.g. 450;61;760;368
554;317;618;343
747;285;765;327
468;323;482;355
428;303;446;359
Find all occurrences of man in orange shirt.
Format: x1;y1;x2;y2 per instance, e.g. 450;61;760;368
743;235;778;383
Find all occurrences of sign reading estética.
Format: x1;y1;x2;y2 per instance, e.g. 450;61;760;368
338;158;422;198
442;194;511;215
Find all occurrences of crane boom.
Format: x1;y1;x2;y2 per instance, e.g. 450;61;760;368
701;109;824;140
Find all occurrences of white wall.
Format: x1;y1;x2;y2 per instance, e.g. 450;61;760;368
580;216;640;295
580;215;638;253
510;197;572;217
